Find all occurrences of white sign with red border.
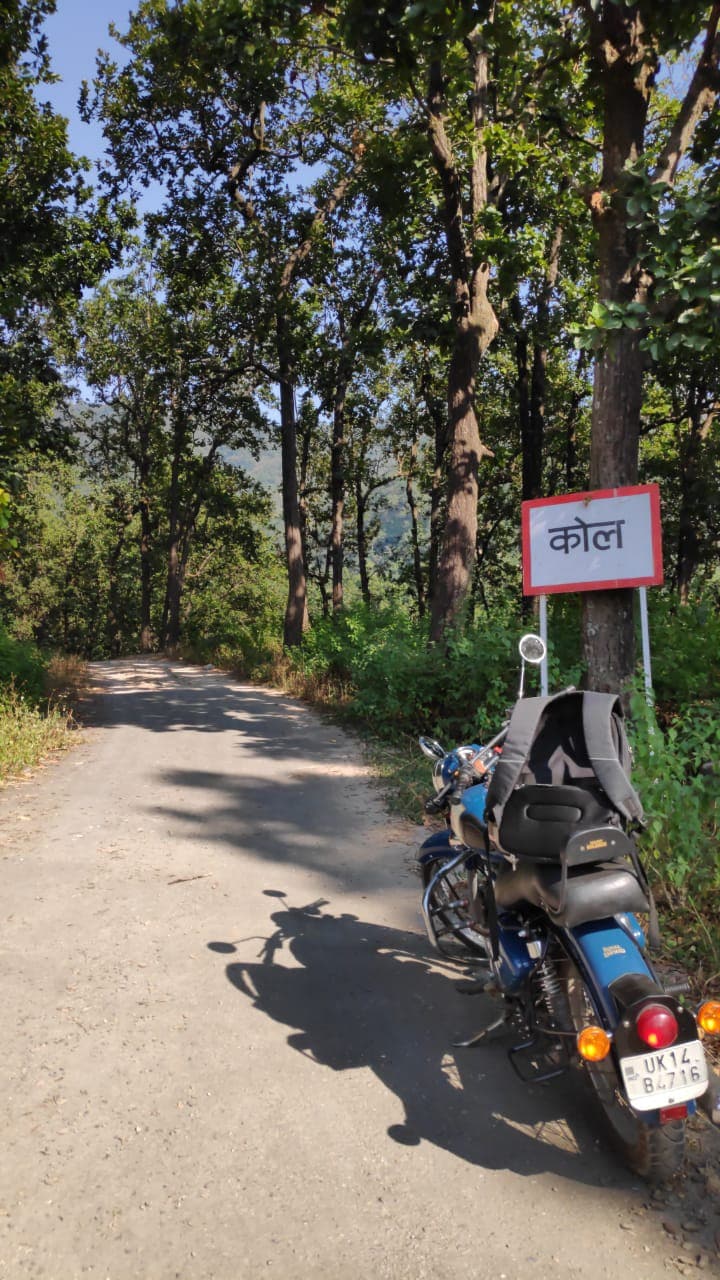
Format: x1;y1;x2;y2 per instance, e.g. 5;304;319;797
522;484;663;597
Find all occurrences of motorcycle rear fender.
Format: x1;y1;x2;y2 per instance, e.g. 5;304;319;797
560;916;658;1028
561;919;702;1124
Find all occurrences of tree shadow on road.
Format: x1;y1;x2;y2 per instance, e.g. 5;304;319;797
148;765;411;892
83;659;350;756
208;895;639;1190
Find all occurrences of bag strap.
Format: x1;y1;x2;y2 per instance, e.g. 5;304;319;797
626;836;662;950
485;694;551;826
581;691;645;824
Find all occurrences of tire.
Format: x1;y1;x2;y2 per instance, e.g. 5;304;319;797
421;856;489;958
564;965;685;1184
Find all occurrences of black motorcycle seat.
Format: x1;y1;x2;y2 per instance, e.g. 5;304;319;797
493;859;649;929
497;782;617;862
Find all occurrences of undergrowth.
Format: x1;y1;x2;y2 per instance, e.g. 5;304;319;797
0;686;76;782
630;693;720;989
0;625;86;783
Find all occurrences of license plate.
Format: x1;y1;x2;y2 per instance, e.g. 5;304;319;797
619;1039;708;1112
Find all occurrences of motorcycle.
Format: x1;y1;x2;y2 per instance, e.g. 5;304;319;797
416;634;720;1183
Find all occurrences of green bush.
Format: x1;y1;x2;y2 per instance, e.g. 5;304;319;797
629;690;720;975
649;596;720;711
181;547;286;675
0;623;46;701
289;602;528;743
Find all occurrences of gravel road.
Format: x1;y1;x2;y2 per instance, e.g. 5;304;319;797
1;657;719;1279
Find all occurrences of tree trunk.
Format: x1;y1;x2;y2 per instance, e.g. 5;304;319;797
513;308;547;506
277;308;309;647
138;501;153;651
428;411;445;608
676;397;716;603
162;411;183;650
420;360;446;607
676;513;699;606
426;47;498;643
327;275;381;614
564;352;587;491
355;474;371;606
405;439;425;616
138;416;154;652
330;380;346;612
106;509;130;657
318;542;332;617
164;537;183;650
511;298;534;502
526;218;562;501
582;13;654;692
430;334;493;639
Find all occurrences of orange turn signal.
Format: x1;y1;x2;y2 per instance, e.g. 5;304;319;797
697;1001;720;1035
577;1026;612;1061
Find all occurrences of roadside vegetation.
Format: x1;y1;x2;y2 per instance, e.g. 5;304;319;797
0;629;83;782
1;3;718;976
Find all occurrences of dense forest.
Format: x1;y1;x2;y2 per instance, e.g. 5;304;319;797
2;0;719;966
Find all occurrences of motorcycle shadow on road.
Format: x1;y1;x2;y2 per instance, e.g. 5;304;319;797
208;895;635;1188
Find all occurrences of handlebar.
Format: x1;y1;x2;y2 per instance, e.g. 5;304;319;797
424;781;454;815
421;721;509;817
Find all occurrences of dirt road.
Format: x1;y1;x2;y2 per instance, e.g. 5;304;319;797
1;658;718;1279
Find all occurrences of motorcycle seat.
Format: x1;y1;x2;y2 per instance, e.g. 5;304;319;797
493;859;649;929
494;782;618;862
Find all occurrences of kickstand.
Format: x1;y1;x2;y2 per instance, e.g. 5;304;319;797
453;1009;509;1049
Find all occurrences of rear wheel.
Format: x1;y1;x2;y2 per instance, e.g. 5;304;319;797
564;967;685;1184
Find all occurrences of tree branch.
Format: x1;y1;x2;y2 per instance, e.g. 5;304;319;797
426;58;469;295
278;146;365;300
653;3;720;184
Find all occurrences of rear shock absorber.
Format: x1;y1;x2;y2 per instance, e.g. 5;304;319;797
535;956;571;1030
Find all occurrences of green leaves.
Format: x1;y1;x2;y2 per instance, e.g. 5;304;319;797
0;0;122;499
572;299;650;351
595;152;720;365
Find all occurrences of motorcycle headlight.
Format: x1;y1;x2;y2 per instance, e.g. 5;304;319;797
432;759;448;792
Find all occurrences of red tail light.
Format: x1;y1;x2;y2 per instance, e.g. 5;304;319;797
660;1104;688;1124
636;1003;679;1049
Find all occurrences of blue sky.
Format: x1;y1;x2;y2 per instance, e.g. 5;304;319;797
41;0;131;164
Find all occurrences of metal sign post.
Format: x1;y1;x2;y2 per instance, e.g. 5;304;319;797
638;586;654;705
522;484;664;696
539;594;548;696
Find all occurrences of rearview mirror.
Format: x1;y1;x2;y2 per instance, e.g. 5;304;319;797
519;633;546;665
419;736;446;760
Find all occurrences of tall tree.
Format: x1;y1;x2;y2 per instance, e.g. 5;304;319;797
85;0;380;645
0;0;119;548
79;266;167;650
78;251;267;652
576;1;720;690
336;1;595;640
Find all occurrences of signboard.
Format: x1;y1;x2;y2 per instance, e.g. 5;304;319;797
522;484;663;597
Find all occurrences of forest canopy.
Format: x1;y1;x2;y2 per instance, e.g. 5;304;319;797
1;0;719;703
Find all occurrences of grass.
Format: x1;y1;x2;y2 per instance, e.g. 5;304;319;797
0;687;76;781
0;655;88;785
43;653;89;703
363;735;433;823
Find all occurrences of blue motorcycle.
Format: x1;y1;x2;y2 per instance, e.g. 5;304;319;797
417;634;718;1183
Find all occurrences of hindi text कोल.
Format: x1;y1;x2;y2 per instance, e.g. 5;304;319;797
547;515;625;556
